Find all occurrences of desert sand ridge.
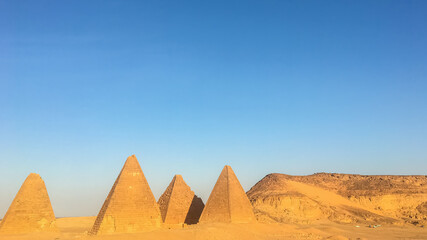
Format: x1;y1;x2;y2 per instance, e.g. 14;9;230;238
199;165;256;223
247;173;427;226
0;173;58;234
89;155;161;235
158;174;204;225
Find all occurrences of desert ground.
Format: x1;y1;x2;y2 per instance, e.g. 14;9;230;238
1;160;426;239
0;216;426;240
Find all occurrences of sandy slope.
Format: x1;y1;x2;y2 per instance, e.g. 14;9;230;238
1;173;426;239
0;217;426;240
248;173;427;225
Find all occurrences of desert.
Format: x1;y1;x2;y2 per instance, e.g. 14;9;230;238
0;155;426;240
2;1;427;239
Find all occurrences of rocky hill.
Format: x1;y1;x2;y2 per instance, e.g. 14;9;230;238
247;173;427;226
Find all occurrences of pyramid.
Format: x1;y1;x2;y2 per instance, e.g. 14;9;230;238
157;175;204;225
199;165;256;223
89;155;162;235
0;173;58;234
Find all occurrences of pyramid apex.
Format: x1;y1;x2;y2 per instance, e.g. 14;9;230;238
221;165;234;176
124;155;140;165
26;173;42;181
171;175;185;186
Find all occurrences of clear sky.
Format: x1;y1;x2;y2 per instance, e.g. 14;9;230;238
0;0;426;217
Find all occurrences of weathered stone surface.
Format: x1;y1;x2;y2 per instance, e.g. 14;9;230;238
199;165;256;223
0;173;58;234
89;155;162;235
247;173;427;225
158;175;204;225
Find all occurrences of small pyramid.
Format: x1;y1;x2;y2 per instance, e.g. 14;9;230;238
199;165;256;223
89;155;162;235
157;175;204;225
0;173;58;234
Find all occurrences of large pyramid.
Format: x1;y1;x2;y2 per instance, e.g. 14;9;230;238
199;165;256;223
157;175;204;225
89;155;162;235
0;173;58;234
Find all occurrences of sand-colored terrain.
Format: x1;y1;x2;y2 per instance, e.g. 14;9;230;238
248;173;427;227
1;172;426;239
0;216;426;240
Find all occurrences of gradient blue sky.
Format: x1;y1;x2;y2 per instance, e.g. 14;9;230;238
1;0;426;217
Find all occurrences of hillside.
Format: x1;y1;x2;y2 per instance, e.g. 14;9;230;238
247;173;427;226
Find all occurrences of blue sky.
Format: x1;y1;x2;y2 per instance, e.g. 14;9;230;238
0;0;426;217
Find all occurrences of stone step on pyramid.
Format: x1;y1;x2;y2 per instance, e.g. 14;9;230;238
157;175;204;225
89;155;162;235
199;165;256;223
0;173;58;234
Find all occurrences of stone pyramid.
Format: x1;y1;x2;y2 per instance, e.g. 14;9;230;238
89;155;162;235
157;175;204;225
199;165;256;223
0;173;58;234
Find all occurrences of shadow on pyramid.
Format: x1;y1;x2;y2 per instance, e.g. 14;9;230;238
199;165;256;223
89;155;162;235
184;195;205;224
158;175;204;225
0;173;58;234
